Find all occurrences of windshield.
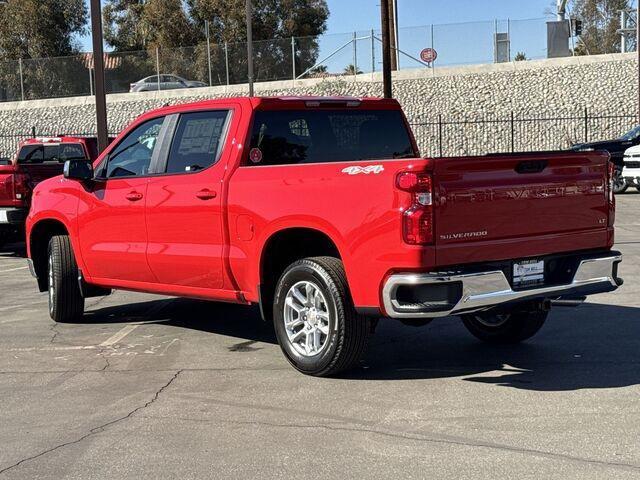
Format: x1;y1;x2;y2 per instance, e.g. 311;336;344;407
620;126;640;141
246;109;417;166
17;143;87;164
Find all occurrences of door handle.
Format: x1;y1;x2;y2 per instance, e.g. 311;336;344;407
196;189;217;200
125;191;144;201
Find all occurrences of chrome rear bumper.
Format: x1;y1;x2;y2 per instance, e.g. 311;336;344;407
382;253;622;319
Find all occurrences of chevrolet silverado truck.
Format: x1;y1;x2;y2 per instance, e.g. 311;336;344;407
26;97;623;376
0;136;104;248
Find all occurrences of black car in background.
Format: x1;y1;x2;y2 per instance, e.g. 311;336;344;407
572;125;640;194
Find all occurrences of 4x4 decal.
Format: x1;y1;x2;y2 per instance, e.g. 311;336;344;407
341;165;384;175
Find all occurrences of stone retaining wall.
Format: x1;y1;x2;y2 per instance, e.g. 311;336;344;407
0;53;636;158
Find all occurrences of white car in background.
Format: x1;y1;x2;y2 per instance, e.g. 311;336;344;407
622;145;640;192
129;74;207;92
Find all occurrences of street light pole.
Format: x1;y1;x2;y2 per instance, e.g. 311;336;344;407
380;0;393;98
246;0;254;97
90;0;108;153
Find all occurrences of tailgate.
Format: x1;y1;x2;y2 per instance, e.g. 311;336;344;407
0;165;17;207
433;151;611;266
20;163;64;186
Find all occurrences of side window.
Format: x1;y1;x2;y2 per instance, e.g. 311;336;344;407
102;117;164;178
17;145;44;164
165;111;229;174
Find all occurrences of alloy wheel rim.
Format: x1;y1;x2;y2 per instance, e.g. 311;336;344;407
283;280;331;357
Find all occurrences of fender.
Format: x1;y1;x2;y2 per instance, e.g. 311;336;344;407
245;216;350;302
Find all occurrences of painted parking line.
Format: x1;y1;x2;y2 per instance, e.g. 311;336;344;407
99;324;142;347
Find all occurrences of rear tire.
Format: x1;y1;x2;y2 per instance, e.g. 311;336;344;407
461;310;548;344
273;256;370;377
48;235;84;323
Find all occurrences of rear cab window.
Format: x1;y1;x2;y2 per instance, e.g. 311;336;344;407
17;143;87;165
244;108;417;166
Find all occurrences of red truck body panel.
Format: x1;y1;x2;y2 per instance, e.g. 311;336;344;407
26;97;616;314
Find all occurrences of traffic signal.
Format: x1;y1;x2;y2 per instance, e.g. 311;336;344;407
571;18;583;36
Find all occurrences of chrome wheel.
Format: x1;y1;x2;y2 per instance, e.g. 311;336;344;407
48;252;54;316
283;280;331;357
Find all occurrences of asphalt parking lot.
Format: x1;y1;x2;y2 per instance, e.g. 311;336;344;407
0;195;639;479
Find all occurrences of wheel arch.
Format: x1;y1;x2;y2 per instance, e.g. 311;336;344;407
29;219;71;292
258;227;343;322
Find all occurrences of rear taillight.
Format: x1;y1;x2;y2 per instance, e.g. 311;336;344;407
607;161;615;227
607;161;615;203
396;171;433;245
12;173;29;201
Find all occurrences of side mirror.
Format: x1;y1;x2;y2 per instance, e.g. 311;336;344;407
63;159;93;182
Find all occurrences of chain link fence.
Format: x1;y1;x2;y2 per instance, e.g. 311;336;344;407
0;17;569;103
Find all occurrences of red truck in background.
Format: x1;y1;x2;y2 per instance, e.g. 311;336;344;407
25;97;622;376
0;136;106;248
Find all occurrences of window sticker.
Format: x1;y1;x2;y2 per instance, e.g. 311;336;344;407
249;147;263;164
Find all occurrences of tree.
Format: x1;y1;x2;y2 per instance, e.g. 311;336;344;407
0;0;87;59
0;0;88;101
187;0;329;81
514;52;527;61
103;0;147;51
343;64;363;75
570;0;630;55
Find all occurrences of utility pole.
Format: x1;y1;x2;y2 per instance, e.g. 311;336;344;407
380;0;392;98
557;0;568;20
90;0;108;153
388;0;398;70
246;0;254;97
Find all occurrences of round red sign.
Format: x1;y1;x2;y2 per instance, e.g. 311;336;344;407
420;48;438;63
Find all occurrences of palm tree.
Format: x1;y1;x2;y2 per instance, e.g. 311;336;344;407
343;64;363;75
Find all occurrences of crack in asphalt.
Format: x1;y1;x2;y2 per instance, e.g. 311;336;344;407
0;370;182;476
140;415;640;472
238;420;640;471
98;350;111;372
48;324;60;345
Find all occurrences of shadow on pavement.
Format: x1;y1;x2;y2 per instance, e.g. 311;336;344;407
83;297;277;345
79;296;640;391
0;241;26;258
346;303;640;391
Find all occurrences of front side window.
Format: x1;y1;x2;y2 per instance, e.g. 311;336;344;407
102;117;164;178
165;111;229;174
245;109;416;166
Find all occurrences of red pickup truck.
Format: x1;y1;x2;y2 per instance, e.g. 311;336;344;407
0;136;103;247
26;97;622;376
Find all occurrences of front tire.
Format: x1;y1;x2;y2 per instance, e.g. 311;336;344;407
273;256;370;377
48;235;84;323
461;309;548;344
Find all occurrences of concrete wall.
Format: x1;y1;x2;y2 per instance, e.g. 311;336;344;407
0;53;636;158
